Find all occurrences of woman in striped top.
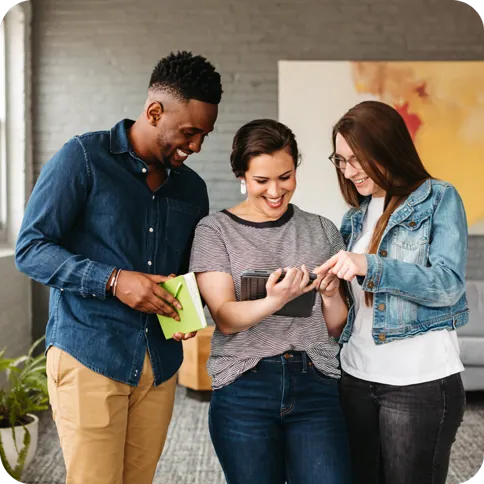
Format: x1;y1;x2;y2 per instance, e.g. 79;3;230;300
189;119;352;484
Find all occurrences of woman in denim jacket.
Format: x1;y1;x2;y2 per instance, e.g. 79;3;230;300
317;100;468;484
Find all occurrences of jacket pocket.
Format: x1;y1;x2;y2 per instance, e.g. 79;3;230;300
390;213;431;264
388;294;418;326
165;198;200;253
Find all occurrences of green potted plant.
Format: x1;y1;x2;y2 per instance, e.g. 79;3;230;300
0;337;49;480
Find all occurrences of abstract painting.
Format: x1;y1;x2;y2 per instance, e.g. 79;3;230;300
279;61;484;234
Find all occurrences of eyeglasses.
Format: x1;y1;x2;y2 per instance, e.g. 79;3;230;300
328;153;362;171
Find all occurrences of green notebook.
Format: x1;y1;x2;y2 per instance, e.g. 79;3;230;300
157;272;207;339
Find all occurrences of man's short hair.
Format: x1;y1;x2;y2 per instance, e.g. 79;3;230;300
149;51;222;105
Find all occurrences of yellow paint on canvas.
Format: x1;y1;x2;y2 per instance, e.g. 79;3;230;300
351;61;484;226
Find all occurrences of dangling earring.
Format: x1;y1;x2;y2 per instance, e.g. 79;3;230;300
240;180;247;195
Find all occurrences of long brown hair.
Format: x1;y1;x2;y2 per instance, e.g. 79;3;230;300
332;101;431;305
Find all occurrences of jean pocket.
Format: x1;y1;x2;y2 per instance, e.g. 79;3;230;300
309;364;337;385
46;346;64;386
455;373;465;399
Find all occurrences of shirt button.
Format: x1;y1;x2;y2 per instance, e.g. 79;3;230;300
367;281;375;289
147;261;152;266
408;221;416;227
379;250;387;257
145;328;149;334
378;333;386;342
92;294;96;297
149;227;154;233
142;168;147;174
60;289;64;292
152;195;155;200
378;303;386;311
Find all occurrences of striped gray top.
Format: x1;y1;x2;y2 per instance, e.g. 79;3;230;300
189;204;345;390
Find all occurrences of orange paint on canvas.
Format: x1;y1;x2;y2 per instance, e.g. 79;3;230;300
351;61;484;226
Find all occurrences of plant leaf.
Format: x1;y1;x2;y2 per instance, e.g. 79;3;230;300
13;426;30;479
0;430;19;480
27;336;45;359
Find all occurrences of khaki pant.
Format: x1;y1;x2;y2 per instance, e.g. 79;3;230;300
46;347;177;484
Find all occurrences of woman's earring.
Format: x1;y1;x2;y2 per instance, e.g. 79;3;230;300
240;180;247;195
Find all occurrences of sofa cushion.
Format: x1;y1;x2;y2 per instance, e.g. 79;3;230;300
458;336;484;366
457;281;484;337
461;366;484;391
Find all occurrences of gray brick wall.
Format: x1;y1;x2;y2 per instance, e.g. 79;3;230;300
29;0;484;334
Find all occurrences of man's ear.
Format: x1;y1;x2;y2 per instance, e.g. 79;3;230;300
146;101;164;126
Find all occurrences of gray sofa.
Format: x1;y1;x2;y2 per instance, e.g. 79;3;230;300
458;281;484;391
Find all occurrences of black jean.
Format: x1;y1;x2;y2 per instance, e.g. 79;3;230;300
340;371;466;484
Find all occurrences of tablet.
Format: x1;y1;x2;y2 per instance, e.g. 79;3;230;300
240;269;318;318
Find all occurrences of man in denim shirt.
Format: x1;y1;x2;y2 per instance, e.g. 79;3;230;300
15;51;222;484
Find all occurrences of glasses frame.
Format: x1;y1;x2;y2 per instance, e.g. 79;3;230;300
328;153;362;172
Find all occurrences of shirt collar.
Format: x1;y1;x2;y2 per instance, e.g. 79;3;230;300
109;119;134;154
109;118;172;177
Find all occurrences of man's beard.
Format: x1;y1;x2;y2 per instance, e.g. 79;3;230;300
156;132;173;169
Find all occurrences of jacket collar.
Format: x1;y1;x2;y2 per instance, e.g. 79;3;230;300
349;178;432;218
405;178;432;206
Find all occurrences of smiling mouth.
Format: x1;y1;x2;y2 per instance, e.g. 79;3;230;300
353;177;369;186
263;194;285;209
176;148;190;160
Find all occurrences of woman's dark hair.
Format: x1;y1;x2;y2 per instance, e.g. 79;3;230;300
332;100;431;305
230;119;300;177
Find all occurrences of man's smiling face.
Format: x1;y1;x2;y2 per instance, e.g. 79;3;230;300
154;98;218;168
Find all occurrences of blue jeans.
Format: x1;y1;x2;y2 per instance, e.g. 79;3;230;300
209;351;352;484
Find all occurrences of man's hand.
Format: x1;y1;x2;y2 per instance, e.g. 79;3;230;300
115;270;182;320
317;251;368;282
173;331;198;342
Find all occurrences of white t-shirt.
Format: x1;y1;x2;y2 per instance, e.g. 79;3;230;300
340;196;464;385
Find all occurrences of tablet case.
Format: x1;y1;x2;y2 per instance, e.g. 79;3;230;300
240;269;317;318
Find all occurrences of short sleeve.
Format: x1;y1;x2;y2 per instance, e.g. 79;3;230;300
319;216;346;256
189;219;232;274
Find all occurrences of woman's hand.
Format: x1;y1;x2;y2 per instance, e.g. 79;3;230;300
173;331;197;342
265;265;321;310
317;251;368;282
316;272;340;298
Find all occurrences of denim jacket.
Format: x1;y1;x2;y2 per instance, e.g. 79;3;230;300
339;179;469;345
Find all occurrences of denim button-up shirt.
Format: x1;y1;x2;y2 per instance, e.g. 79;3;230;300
15;119;209;386
339;179;469;345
